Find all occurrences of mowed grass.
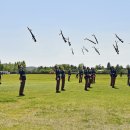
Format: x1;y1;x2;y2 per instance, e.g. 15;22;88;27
0;74;130;130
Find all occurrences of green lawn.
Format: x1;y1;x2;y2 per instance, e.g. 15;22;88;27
0;74;130;130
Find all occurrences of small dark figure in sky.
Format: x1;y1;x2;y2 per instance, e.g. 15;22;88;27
27;27;37;42
84;38;97;44
71;48;74;55
59;30;67;43
67;37;71;46
93;46;100;55
115;34;124;43
83;46;89;52
81;48;85;55
92;34;98;44
113;41;119;54
18;65;26;96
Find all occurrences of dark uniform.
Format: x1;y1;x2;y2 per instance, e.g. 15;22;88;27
55;67;61;93
84;67;90;91
19;66;26;96
0;72;2;84
91;68;96;83
68;70;71;81
110;67;117;88
61;69;65;91
76;72;79;78
79;69;83;83
127;68;130;86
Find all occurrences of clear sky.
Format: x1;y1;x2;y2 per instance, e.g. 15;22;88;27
0;0;130;67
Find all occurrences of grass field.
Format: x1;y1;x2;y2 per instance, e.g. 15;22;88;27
0;74;130;130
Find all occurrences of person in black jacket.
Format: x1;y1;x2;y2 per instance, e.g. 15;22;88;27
0;72;2;84
79;68;83;83
68;69;71;81
110;66;117;88
127;67;130;86
55;66;61;93
60;67;66;91
18;65;26;96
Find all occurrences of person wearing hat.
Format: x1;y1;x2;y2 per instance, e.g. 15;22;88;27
0;72;2;84
68;69;71;81
127;67;130;86
55;66;61;93
91;67;96;84
18;65;26;96
60;67;66;91
79;68;83;83
84;67;91;90
110;66;117;88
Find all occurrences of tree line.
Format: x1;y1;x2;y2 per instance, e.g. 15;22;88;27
0;61;129;74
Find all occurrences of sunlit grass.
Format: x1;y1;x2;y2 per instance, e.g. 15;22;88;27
0;74;130;130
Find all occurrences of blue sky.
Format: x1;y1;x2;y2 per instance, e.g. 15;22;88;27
0;0;130;67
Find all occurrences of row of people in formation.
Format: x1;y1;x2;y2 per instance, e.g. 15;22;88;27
55;66;130;93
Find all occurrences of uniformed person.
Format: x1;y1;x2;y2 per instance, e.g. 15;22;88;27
127;67;130;86
0;72;2;84
18;65;26;96
76;72;79;78
68;69;71;81
55;66;61;93
79;68;83;83
84;67;90;91
60;67;65;91
110;66;117;88
91;68;96;83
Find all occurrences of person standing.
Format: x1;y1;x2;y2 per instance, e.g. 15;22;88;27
91;67;96;83
84;67;90;91
0;72;2;84
79;68;83;83
18;65;26;96
55;66;61;93
60;67;66;91
110;66;117;88
68;69;71;81
127;67;130;86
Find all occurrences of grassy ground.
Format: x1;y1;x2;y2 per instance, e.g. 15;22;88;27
0;74;130;130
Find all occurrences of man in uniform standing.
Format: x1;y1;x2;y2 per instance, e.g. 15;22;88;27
68;69;71;81
0;72;2;84
91;67;96;83
84;67;90;91
127;67;130;86
18;65;26;96
60;67;66;91
55;66;61;93
79;68;83;83
110;66;117;88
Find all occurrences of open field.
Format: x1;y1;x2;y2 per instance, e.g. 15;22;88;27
0;74;130;130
